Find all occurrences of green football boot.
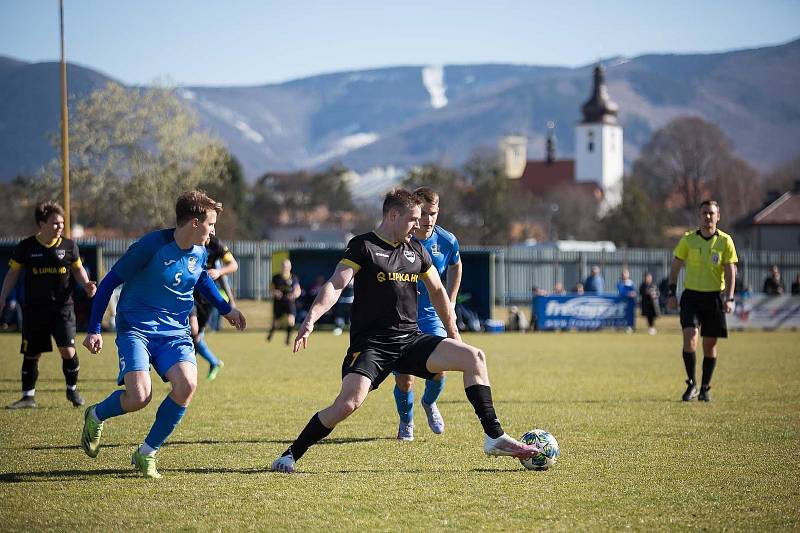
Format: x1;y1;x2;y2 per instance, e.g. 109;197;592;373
207;360;224;381
131;450;162;479
81;405;104;458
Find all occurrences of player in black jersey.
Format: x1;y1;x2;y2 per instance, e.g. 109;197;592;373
270;189;540;473
0;201;96;409
190;235;238;380
267;259;301;346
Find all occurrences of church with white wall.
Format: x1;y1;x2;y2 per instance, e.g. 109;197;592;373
500;64;624;210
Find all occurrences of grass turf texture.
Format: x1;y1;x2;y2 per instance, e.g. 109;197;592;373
0;314;798;531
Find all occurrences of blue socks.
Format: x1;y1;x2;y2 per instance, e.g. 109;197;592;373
194;333;219;366
393;385;414;424
395;376;447;422
422;376;446;406
95;389;125;421
144;395;187;451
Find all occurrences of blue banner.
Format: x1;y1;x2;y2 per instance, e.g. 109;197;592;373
534;294;635;331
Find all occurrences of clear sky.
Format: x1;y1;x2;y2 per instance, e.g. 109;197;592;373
1;0;798;87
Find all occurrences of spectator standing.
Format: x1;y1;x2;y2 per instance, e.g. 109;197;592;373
763;264;785;295
584;265;604;293
639;272;659;335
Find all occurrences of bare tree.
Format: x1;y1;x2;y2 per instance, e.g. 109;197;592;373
633;116;759;224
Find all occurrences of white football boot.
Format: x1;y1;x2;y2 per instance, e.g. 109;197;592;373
484;433;540;459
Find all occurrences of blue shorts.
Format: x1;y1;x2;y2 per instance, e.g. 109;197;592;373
115;331;196;385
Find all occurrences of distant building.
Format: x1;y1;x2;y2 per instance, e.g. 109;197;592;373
499;64;624;209
735;182;800;251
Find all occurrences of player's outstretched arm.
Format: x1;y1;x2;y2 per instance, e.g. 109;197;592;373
223;308;247;330
422;268;461;342
294;263;354;353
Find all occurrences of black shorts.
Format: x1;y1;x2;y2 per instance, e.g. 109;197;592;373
191;297;214;331
341;332;445;390
680;290;728;338
20;303;76;355
273;299;296;320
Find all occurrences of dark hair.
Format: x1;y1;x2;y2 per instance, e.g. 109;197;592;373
699;200;719;210
35;201;64;224
413;186;439;205
382;188;421;216
175;190;222;226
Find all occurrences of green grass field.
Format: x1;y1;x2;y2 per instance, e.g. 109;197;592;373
0;313;798;531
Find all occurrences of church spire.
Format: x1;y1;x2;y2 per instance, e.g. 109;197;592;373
581;64;618;124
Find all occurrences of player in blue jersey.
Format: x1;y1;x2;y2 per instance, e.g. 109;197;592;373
394;187;462;441
79;191;247;479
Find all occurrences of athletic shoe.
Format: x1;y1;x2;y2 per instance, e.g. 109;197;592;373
421;401;445;434
484;433;540;459
66;389;85;407
131;450;162;479
7;396;36;409
271;452;296;474
81;405;104;458
396;422;414;441
682;380;698;401
332;327;343;336
699;385;712;402
207;360;224;381
648;327;657;335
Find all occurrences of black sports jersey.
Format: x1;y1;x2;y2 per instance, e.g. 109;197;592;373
10;236;81;305
272;273;299;301
205;235;231;270
194;235;233;305
340;232;433;346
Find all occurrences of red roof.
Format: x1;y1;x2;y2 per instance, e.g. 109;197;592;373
519;160;601;198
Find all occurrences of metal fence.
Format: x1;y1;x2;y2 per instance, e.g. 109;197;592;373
3;237;799;304
496;246;800;305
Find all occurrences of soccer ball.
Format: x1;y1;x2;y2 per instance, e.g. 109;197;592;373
519;429;560;471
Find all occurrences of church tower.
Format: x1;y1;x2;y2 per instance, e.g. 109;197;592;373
575;64;624;208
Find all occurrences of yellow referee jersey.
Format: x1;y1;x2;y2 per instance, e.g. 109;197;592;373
674;229;738;292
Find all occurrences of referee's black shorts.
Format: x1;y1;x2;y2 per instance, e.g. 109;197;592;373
341;332;445;390
679;289;728;338
20;302;76;355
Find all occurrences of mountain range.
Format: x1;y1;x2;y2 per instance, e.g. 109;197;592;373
1;38;798;182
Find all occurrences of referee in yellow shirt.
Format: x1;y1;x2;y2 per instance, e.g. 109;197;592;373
667;200;738;402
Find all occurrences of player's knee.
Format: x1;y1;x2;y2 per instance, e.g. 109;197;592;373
396;374;414;391
336;396;362;418
127;389;152;411
467;347;487;371
172;377;197;403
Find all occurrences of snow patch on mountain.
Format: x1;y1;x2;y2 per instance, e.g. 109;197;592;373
306;132;380;167
234;120;264;144
422;66;448;109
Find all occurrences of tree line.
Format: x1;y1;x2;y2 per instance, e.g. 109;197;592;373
0;82;796;246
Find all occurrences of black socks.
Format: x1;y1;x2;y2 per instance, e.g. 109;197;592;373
21;356;39;392
284;413;333;461
682;351;696;384
464;384;504;439
63;356;80;387
701;357;716;388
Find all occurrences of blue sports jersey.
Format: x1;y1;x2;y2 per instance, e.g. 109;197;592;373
415;225;460;334
112;229;209;336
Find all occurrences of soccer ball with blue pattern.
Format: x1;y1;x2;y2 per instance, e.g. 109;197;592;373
519;429;560;471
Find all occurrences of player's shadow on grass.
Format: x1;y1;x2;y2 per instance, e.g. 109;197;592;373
25;436;385;451
0;468;139;483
